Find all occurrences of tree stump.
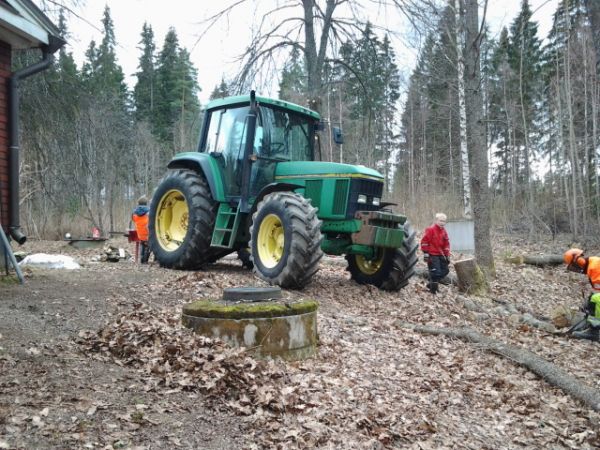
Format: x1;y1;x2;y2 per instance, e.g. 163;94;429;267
454;257;489;295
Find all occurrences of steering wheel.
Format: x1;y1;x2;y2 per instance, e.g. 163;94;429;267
270;142;285;153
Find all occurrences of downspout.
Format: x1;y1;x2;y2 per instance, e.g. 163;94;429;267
8;36;64;244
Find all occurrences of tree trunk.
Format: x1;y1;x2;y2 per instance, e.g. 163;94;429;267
564;12;580;238
518;21;533;222
455;0;472;219
504;254;564;266
454;257;489;295
397;322;600;412
463;0;495;276
585;0;600;74
302;0;336;112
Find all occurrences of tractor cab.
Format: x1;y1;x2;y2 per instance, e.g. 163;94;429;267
199;94;320;203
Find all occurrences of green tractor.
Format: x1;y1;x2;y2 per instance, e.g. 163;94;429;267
148;92;417;290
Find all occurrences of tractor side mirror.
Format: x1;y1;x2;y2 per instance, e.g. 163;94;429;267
332;127;344;144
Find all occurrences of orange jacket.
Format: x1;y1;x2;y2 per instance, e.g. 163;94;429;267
587;257;600;292
132;212;149;241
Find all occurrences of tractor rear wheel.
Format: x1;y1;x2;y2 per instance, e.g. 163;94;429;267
250;192;323;289
346;221;418;290
149;169;218;269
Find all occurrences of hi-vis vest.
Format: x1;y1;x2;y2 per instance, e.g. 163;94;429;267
132;213;149;241
587;257;600;292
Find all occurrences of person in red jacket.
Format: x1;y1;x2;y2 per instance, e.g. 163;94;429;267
420;213;451;294
132;195;151;264
564;248;600;341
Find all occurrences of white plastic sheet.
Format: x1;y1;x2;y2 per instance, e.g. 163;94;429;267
18;253;81;270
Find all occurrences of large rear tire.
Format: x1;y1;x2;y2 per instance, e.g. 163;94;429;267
250;192;323;289
346;221;418;291
149;169;218;269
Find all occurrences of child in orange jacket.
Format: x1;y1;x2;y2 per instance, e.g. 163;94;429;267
132;196;151;264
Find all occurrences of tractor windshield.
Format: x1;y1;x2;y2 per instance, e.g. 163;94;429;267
258;106;313;161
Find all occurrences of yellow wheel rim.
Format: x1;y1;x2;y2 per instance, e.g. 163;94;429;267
355;251;385;275
155;189;189;251
257;214;284;268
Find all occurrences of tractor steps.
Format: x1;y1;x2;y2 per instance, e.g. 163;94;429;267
211;203;241;249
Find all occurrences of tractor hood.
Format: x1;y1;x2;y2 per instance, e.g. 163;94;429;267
274;161;383;182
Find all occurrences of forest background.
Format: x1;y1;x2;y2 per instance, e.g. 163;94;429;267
12;0;600;241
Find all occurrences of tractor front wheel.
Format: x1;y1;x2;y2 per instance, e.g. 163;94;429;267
149;169;217;269
250;192;323;289
346;221;418;290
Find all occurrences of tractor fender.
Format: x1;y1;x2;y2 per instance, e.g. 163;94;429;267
167;152;226;202
250;182;303;217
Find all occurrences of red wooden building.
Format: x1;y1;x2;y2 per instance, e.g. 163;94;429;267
0;0;63;248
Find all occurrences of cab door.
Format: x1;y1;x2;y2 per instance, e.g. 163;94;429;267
203;106;250;198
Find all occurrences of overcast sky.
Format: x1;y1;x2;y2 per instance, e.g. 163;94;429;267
61;1;558;105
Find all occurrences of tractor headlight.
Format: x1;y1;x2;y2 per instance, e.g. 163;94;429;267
357;194;367;204
372;197;380;206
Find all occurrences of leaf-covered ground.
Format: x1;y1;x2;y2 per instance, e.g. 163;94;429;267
1;234;600;449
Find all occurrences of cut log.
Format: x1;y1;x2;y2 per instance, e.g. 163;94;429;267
504;254;564;266
397;322;600;412
454;258;489;295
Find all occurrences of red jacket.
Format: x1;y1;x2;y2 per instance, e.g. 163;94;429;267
420;224;450;256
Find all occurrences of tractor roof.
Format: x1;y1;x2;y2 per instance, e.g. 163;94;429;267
205;95;320;120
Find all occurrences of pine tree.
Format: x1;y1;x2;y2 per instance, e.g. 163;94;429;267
154;28;201;149
508;0;544;188
209;77;231;100
154;28;180;143
279;47;306;105
338;22;402;168
488;27;514;195
83;6;128;104
133;22;156;123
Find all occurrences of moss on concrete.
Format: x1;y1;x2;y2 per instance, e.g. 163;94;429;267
183;299;318;320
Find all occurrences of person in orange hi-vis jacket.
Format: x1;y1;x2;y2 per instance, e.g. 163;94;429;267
565;248;600;341
132;196;151;264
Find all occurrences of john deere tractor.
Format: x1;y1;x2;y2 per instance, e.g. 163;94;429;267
148;92;417;290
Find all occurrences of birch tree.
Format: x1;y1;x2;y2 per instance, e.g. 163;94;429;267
454;0;472;218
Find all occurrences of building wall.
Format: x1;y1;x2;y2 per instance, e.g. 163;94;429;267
0;42;10;232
